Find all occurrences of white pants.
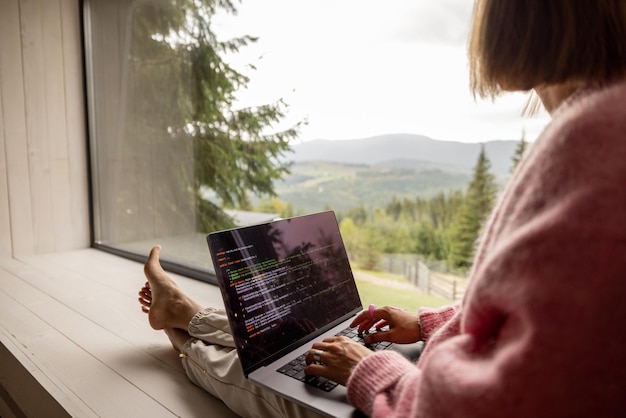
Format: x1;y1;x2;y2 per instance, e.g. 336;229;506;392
180;308;325;418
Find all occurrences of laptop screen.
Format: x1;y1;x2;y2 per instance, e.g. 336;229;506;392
207;211;362;374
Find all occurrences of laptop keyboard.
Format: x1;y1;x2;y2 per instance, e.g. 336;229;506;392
276;326;393;392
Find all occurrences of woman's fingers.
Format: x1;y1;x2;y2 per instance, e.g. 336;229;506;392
304;337;372;386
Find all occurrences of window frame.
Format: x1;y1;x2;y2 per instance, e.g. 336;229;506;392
81;0;219;284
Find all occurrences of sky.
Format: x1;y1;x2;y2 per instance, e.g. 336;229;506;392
213;0;551;144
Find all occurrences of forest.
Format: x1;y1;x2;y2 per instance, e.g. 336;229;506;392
255;139;528;274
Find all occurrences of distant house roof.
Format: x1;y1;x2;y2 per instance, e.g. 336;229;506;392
224;209;279;226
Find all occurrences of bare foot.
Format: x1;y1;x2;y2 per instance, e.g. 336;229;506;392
139;245;204;331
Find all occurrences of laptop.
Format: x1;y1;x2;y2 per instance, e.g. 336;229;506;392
207;210;422;418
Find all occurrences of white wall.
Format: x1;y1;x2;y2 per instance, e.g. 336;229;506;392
0;0;90;258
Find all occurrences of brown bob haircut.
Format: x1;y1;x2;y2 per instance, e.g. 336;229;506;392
469;0;626;99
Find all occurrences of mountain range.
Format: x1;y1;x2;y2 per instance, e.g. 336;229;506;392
286;133;522;181
268;134;524;213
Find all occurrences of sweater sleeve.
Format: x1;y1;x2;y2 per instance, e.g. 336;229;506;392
346;84;626;417
418;304;459;341
347;351;422;416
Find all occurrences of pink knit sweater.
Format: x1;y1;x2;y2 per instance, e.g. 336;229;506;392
347;80;626;417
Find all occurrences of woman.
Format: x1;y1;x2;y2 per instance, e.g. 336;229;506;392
139;1;626;416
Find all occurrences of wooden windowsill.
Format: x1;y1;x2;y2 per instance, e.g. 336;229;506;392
0;249;239;418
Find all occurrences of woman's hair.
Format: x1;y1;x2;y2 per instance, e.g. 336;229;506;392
469;0;626;99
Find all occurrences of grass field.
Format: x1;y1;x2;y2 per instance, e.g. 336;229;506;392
354;269;452;312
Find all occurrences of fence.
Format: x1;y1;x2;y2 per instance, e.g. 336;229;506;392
378;254;466;302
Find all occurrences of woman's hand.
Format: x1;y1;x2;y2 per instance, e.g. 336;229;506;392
305;336;373;386
350;305;422;345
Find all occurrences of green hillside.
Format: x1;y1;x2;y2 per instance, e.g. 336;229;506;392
273;160;471;213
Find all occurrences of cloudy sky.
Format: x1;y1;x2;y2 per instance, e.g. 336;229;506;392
214;0;551;143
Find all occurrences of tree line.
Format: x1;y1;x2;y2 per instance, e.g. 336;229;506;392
346;137;528;273
256;137;528;275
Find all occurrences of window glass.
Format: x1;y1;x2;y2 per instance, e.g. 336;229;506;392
84;0;296;278
85;0;204;271
84;1;548;306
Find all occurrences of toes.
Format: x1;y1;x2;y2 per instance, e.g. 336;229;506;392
146;245;161;266
149;245;162;259
144;245;167;279
138;295;151;307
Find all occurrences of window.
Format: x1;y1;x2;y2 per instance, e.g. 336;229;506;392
84;0;296;280
84;1;548;306
84;0;208;276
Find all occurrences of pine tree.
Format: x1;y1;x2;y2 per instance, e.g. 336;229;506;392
510;129;528;173
132;0;301;232
449;145;498;270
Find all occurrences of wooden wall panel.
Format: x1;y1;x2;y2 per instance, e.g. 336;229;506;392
21;0;58;253
0;0;90;257
61;0;90;249
0;0;35;257
0;82;11;258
